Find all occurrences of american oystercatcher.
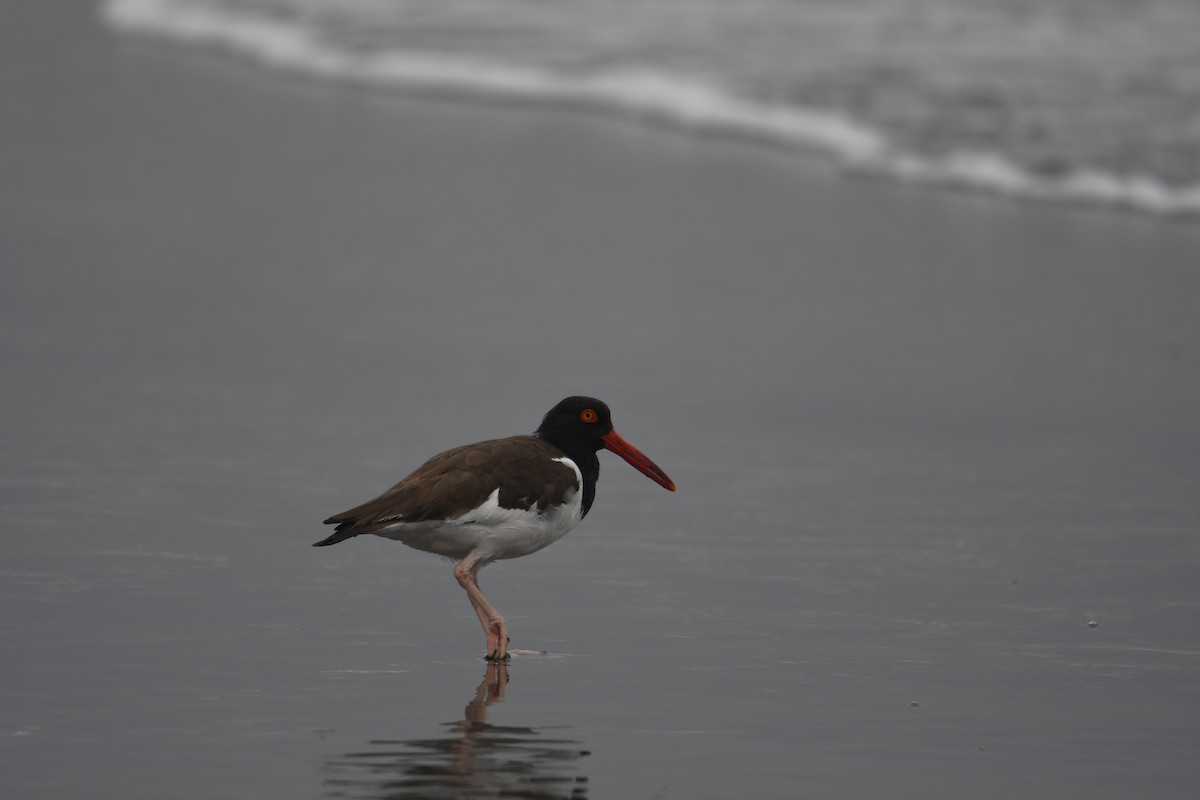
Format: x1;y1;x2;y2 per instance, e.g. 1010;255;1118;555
315;396;675;661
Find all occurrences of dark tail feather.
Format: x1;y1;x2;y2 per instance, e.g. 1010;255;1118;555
312;526;358;547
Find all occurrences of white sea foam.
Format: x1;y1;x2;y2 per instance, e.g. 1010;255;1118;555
875;151;1200;217
101;0;1200;218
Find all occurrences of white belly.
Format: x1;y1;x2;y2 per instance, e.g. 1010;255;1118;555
374;484;584;563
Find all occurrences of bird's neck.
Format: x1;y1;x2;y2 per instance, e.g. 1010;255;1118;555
574;450;600;518
540;436;600;518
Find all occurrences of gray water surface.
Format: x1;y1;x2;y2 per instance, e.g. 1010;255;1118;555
3;5;1200;798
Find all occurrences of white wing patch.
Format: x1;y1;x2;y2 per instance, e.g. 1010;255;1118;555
552;456;583;489
376;455;585;563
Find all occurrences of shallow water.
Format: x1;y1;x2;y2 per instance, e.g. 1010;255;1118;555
101;0;1200;216
3;6;1200;798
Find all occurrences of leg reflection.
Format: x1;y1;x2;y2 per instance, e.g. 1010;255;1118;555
322;662;590;799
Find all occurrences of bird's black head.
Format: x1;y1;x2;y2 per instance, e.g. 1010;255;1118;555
535;396;613;452
535;396;675;492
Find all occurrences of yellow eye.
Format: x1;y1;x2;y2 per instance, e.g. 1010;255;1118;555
580;408;598;423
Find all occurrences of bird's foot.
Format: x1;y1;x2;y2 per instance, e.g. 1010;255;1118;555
484;635;512;662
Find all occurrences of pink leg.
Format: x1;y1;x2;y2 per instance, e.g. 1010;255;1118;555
453;553;509;661
452;555;493;643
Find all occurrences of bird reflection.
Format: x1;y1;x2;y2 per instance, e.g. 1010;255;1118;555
322;662;590;799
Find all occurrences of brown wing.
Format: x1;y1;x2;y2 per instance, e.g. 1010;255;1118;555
320;435;578;537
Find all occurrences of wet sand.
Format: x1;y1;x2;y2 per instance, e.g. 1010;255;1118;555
3;3;1200;798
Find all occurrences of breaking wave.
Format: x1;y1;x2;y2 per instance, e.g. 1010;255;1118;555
102;0;1200;218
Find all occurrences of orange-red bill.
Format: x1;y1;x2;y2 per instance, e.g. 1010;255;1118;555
601;429;676;492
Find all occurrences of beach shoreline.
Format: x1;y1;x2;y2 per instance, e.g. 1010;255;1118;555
97;0;1200;219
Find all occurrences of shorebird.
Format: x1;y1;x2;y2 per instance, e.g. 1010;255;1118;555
314;396;675;660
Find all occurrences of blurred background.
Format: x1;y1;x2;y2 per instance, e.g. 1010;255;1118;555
101;0;1200;216
2;2;1199;798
